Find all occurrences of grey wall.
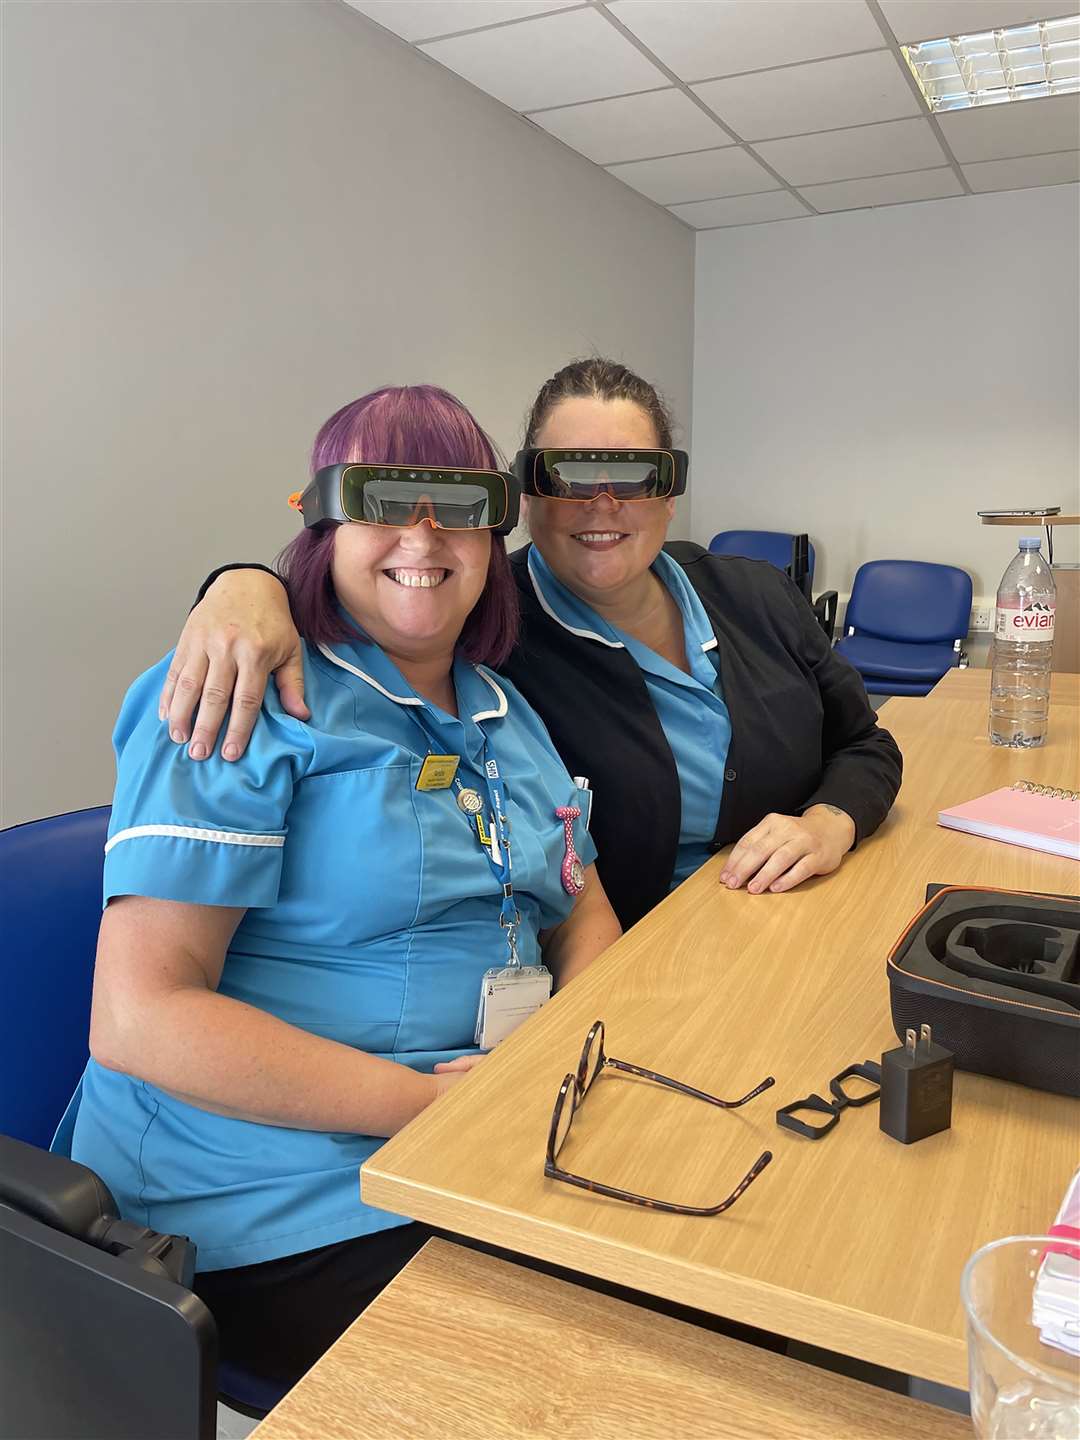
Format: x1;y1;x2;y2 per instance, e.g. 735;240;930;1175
2;0;694;826
691;184;1080;654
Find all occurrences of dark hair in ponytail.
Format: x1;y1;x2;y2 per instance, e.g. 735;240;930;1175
523;357;675;449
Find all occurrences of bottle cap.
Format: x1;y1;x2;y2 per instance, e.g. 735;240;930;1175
1019;537;1042;550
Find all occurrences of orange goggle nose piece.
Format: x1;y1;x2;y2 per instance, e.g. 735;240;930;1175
288;491;304;513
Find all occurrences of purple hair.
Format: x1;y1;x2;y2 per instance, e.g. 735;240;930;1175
277;386;519;668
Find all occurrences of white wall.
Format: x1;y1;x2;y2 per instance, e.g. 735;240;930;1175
1;0;694;826
691;185;1080;647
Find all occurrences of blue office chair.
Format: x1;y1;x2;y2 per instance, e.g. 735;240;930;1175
0;806;286;1418
1;806;110;1148
709;528;817;579
708;529;838;640
834;559;972;697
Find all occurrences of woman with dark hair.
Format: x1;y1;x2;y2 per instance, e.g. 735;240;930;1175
57;385;619;1393
162;360;902;931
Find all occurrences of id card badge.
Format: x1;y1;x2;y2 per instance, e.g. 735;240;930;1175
475;965;552;1051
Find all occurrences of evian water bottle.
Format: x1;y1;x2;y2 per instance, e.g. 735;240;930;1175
988;537;1056;747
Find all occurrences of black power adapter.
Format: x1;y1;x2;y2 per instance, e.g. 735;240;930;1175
879;1024;954;1144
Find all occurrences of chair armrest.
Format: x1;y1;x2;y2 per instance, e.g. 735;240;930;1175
789;534;813;601
0;1134;195;1287
0;1134;118;1245
813;590;839;643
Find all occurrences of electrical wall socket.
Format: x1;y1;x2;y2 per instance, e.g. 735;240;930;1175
970;602;994;632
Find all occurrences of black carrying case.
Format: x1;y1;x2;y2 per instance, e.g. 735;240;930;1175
886;885;1080;1098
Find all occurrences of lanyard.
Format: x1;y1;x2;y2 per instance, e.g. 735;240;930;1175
473;751;521;966
409;711;522;968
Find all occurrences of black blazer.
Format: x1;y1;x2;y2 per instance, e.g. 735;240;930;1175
200;547;902;932
499;543;902;930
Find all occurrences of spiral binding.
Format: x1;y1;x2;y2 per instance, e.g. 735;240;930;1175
1011;780;1080;802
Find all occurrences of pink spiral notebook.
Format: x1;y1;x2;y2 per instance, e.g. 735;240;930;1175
938;780;1080;861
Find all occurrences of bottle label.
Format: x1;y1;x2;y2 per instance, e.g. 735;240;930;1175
995;602;1055;640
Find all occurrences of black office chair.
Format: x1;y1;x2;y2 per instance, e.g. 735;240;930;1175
0;1135;216;1440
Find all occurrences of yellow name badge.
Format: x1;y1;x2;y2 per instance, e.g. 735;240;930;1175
416;754;461;791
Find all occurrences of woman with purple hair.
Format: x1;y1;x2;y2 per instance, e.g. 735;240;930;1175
57;384;620;1398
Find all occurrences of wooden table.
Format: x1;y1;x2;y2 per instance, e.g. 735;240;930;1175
363;671;1080;1391
251;1239;971;1440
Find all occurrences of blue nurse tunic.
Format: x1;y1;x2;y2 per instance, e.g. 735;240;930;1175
57;635;594;1272
527;548;732;888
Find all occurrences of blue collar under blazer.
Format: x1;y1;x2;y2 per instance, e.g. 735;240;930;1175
500;542;902;930
527;547;732;889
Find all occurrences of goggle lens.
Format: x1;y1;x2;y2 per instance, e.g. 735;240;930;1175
523;449;685;502
347;475;501;529
547;460;660;501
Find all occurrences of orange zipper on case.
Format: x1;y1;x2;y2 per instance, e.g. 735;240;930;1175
885;885;1080;1021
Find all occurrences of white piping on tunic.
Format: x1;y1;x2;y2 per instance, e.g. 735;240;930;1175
471;667;509;722
316;644;425;705
318;642;508;723
527;554;624;649
105;824;285;855
529;555;719;656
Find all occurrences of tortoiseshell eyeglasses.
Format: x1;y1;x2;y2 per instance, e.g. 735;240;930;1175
544;1019;775;1215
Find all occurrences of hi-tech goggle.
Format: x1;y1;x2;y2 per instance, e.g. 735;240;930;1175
513;448;689;503
289;463;521;535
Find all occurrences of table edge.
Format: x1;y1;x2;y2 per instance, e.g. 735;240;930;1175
361;1165;969;1390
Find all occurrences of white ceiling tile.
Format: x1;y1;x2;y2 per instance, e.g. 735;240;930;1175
800;166;964;210
964;150;1080;189
693;50;919;140
669;191;809;227
877;1;1075;44
938;94;1080;162
418;7;666;111
607;0;886;82
344;2;580;44
755;116;947;183
529;88;729;164
607;146;778;202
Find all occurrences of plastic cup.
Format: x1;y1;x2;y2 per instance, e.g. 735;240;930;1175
962;1235;1080;1439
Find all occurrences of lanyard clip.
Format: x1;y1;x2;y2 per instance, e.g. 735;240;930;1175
500;908;522;968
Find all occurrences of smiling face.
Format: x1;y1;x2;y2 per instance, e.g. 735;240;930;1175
525;396;675;608
331;516;491;664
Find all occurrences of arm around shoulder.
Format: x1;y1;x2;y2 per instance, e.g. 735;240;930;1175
161;564;306;762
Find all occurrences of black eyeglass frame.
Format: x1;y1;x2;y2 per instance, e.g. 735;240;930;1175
774;1060;883;1141
544;1020;774;1216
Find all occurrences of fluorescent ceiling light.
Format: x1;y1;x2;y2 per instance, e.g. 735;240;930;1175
903;13;1079;111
